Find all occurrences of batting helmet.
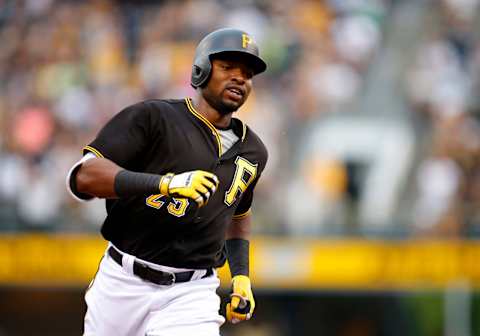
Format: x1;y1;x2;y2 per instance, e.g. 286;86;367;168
191;28;267;88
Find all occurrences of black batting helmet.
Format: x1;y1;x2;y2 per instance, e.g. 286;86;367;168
191;28;267;88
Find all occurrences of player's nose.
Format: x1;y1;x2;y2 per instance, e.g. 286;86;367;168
229;67;248;84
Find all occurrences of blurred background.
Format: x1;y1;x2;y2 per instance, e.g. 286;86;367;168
0;0;479;335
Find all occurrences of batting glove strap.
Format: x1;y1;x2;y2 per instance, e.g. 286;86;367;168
159;173;175;196
226;275;255;324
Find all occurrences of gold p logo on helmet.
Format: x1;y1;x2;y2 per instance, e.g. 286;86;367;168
242;34;252;48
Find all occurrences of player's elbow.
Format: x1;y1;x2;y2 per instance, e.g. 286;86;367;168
75;159;104;194
74;158;120;198
75;166;96;195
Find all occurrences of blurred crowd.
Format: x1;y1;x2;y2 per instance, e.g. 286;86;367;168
0;0;478;237
407;0;480;236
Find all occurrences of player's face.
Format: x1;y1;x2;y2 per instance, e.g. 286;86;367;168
202;55;254;115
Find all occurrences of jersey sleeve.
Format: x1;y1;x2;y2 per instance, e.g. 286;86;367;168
83;102;154;166
65;152;97;201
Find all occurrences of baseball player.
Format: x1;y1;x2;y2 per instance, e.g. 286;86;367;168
66;28;268;336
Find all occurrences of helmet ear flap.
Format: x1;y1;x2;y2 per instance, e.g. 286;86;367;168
193;65;202;76
191;65;202;88
191;62;211;88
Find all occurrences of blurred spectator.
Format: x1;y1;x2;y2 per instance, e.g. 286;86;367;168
407;0;480;236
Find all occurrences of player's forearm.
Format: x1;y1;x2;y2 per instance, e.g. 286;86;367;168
76;158;164;199
76;158;123;198
226;215;251;240
226;216;251;276
76;159;217;204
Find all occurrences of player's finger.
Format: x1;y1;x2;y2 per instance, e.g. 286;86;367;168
227;304;242;323
230;295;241;309
226;303;235;323
200;178;217;195
195;185;211;203
202;172;219;187
194;171;218;190
191;191;205;207
228;311;247;323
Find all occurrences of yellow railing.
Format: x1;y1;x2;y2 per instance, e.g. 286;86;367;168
1;234;479;289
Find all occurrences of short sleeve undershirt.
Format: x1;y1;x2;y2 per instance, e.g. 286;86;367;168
217;128;239;154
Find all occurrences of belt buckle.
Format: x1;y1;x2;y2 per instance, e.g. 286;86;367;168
149;267;176;286
163;271;176;286
135;262;176;286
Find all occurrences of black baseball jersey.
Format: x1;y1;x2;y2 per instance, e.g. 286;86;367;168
82;98;268;269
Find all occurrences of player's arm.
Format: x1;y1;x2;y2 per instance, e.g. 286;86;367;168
225;138;267;323
70;157;219;206
225;213;255;324
67;103;218;205
226;213;252;274
74;157;122;198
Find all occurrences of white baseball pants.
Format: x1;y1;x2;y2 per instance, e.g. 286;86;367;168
83;246;225;336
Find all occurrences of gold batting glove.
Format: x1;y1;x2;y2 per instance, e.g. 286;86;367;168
159;171;219;207
226;275;255;324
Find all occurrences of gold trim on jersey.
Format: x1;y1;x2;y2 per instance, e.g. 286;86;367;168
185;97;223;156
232;209;251;219
83;146;104;158
241;122;247;141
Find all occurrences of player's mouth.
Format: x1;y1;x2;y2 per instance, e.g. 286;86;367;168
225;86;245;101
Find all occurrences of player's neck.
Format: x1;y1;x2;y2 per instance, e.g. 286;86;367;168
191;95;232;129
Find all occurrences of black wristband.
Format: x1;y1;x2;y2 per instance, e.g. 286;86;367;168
114;170;161;198
226;238;249;277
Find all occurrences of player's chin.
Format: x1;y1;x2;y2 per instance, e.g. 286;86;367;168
221;95;245;111
225;100;242;111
